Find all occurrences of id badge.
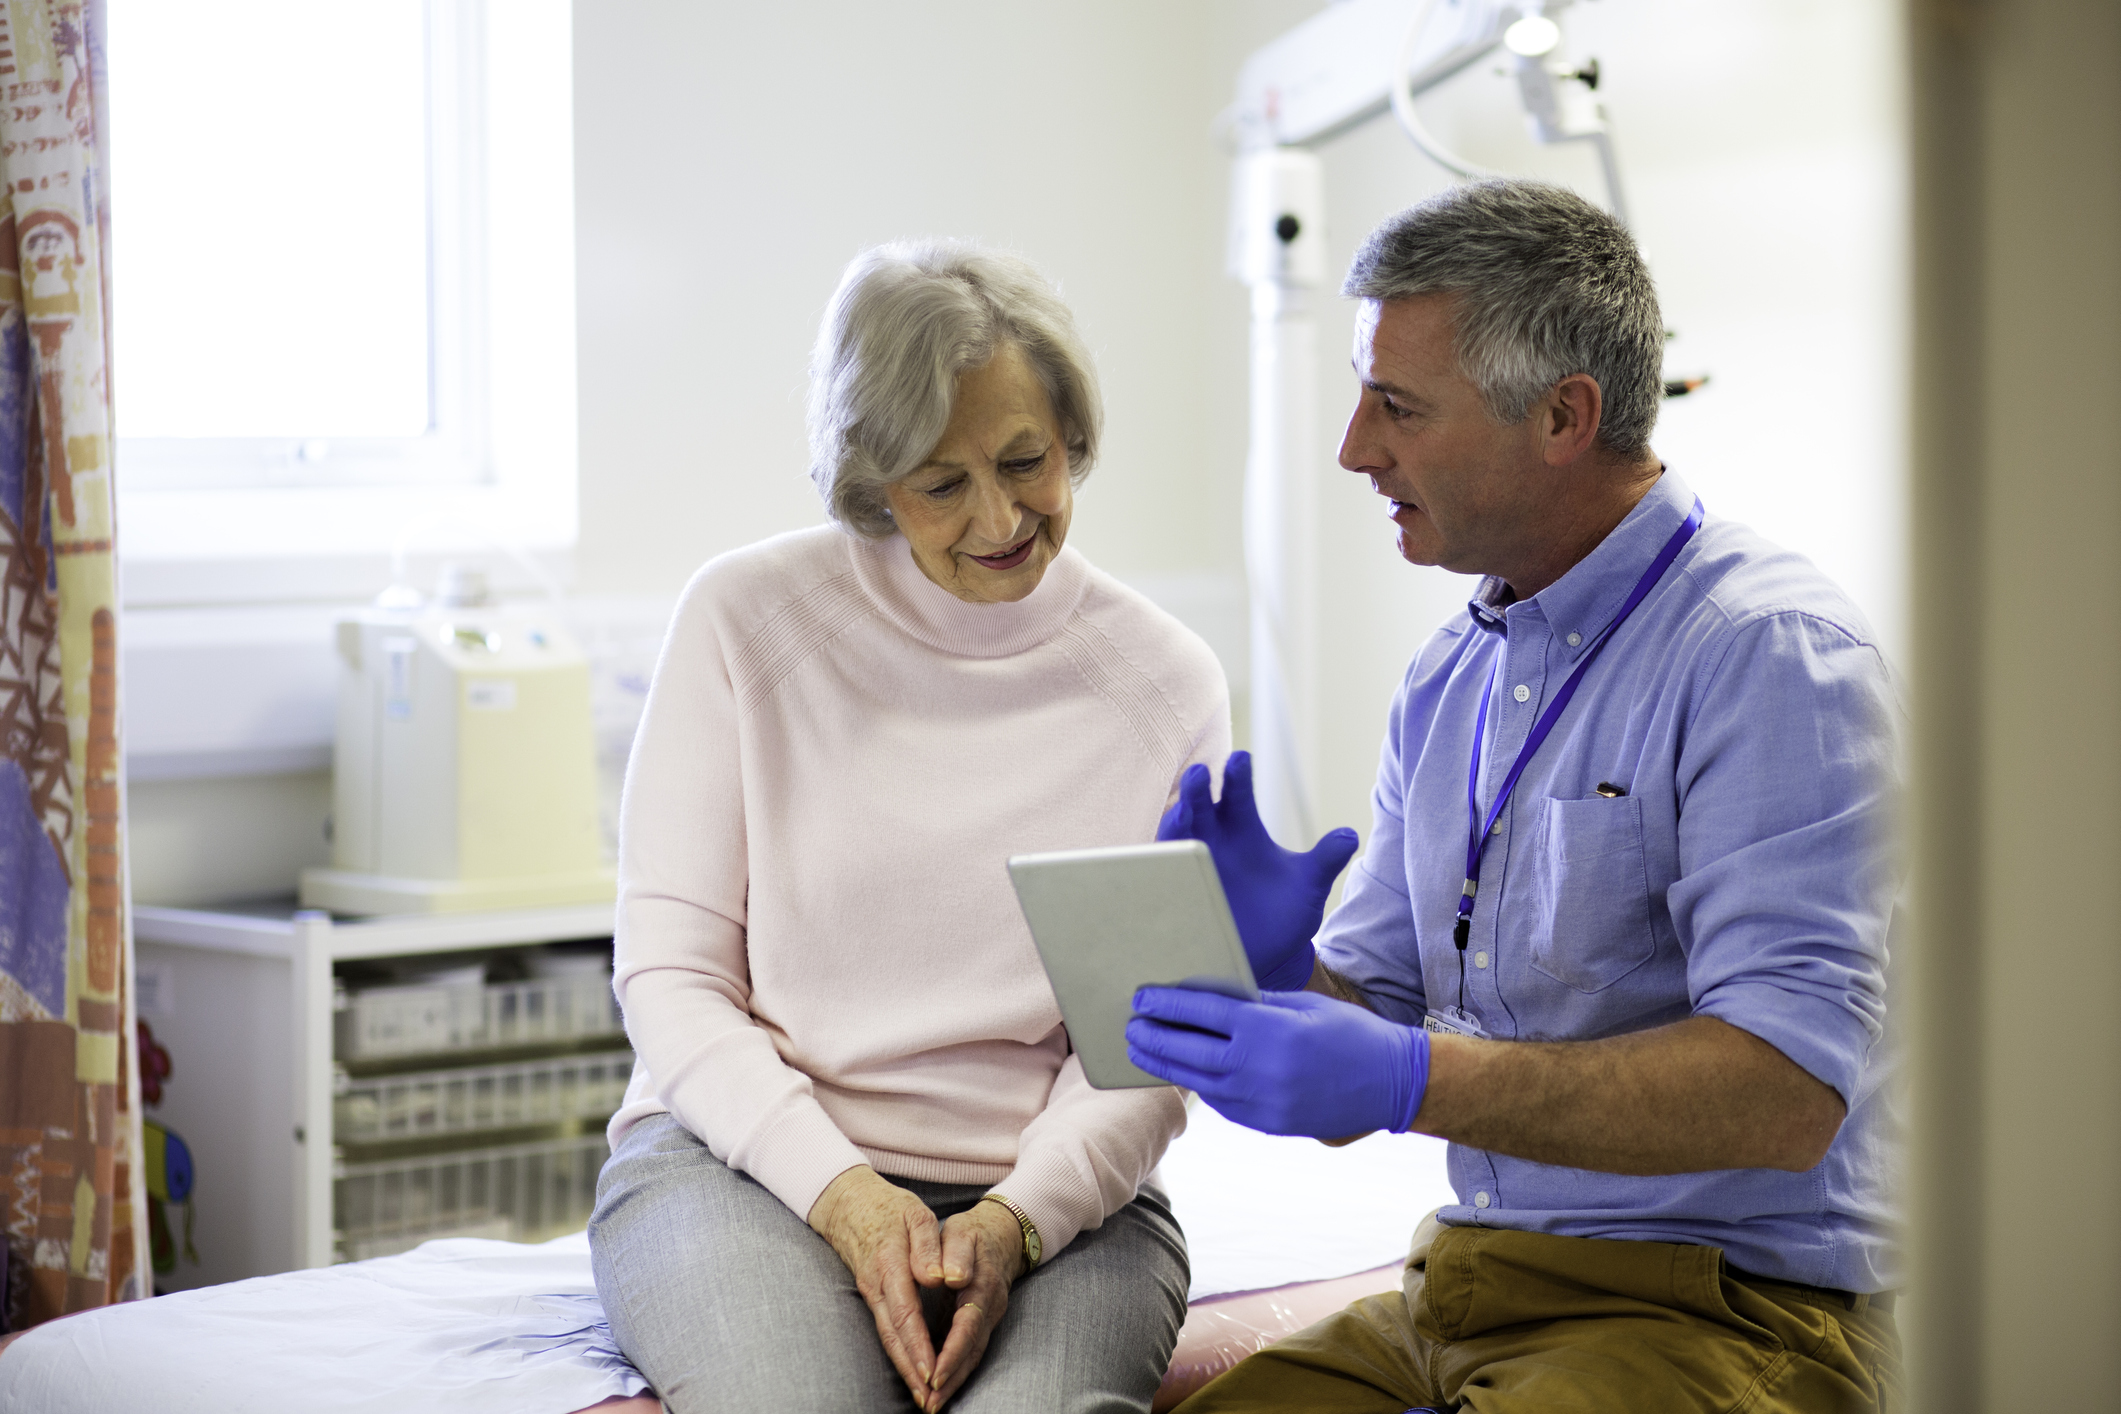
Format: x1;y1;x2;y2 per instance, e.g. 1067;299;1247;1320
1424;1006;1489;1039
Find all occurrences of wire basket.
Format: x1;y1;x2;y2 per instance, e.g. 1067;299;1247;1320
334;1050;635;1143
334;1132;610;1262
335;972;623;1061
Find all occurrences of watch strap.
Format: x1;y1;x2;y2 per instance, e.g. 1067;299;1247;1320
978;1192;1041;1269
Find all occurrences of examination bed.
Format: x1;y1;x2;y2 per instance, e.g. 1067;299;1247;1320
0;1105;1449;1412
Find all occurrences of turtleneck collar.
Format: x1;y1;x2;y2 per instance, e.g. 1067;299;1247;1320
845;529;1091;659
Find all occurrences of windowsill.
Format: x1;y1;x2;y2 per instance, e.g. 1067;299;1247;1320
117;479;576;608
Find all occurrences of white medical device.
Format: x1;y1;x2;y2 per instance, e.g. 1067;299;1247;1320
299;569;614;916
1008;840;1258;1090
1223;0;1629;849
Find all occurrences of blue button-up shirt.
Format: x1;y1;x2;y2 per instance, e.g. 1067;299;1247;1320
1316;470;1901;1293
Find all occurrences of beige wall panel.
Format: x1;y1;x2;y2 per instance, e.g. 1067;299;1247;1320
1912;0;2121;1407
1974;0;2121;1405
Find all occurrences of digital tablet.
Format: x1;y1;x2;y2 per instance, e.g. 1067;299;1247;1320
1007;840;1258;1089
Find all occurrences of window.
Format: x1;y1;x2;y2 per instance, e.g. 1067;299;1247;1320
107;0;576;598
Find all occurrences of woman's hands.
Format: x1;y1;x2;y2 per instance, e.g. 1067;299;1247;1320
927;1200;1027;1409
809;1166;946;1406
807;1167;1027;1411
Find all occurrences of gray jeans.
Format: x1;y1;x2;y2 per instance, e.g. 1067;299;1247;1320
589;1113;1190;1414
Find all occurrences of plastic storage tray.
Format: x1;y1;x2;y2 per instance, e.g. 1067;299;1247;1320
335;971;623;1060
334;1049;634;1143
334;1132;610;1262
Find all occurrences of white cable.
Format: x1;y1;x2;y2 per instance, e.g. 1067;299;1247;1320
1388;0;1491;180
1588;129;1631;228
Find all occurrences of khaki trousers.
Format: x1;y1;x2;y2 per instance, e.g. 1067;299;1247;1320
1173;1217;1901;1414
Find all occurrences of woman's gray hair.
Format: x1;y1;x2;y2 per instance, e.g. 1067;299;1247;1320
1342;180;1663;457
807;240;1103;538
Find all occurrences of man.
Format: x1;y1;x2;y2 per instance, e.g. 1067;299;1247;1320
1127;181;1900;1412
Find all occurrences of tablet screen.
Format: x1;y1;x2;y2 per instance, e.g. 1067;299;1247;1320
1007;840;1258;1089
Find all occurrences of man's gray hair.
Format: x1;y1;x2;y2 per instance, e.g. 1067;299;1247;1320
1343;180;1662;456
807;240;1102;538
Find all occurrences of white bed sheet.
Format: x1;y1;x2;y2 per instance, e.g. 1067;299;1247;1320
1157;1099;1454;1300
0;1233;647;1414
0;1104;1455;1412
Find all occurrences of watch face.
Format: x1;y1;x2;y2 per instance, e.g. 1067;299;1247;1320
985;1193;1039;1266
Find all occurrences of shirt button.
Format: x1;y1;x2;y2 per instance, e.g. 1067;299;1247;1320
1490;820;1502;835
1474;1191;1491;1208
1566;632;1582;647
1512;684;1530;703
1474;950;1489;968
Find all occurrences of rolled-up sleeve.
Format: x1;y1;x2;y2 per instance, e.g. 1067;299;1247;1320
1669;611;1900;1103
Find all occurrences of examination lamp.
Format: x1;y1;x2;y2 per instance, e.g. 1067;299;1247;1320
1501;14;1562;57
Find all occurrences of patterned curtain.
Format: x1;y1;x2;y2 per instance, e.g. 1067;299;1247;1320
0;0;144;1329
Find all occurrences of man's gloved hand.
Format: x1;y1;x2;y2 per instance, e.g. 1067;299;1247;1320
1158;751;1360;992
1125;986;1430;1140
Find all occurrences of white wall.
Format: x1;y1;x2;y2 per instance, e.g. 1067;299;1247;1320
1209;0;1906;851
125;0;1906;908
564;0;1906;862
569;0;1243;598
126;0;1253;906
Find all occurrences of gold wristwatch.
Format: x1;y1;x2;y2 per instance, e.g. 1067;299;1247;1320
979;1192;1041;1270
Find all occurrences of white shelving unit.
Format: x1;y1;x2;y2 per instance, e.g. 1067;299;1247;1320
134;901;621;1286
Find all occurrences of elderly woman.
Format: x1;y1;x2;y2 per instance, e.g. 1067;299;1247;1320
588;241;1230;1413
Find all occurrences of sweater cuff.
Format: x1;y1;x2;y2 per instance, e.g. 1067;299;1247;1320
989;1152;1103;1262
731;1101;872;1224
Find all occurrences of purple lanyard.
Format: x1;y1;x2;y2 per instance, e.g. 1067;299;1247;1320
1451;498;1705;954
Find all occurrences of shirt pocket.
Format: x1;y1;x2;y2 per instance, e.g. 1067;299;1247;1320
1526;795;1657;994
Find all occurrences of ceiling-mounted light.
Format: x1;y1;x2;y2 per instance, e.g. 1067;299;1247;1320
1502;14;1562;57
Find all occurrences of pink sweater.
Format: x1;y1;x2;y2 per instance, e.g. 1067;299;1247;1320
607;524;1231;1256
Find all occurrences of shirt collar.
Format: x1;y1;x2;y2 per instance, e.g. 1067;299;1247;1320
1464;469;1698;654
1466;576;1514;634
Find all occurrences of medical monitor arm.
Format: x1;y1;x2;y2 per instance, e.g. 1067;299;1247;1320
1226;0;1628;227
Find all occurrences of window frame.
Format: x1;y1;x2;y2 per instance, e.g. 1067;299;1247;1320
112;0;574;605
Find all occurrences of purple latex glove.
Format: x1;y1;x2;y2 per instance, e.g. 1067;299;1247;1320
1125;986;1429;1140
1158;751;1360;992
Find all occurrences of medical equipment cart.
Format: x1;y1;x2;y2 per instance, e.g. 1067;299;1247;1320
133;901;626;1289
